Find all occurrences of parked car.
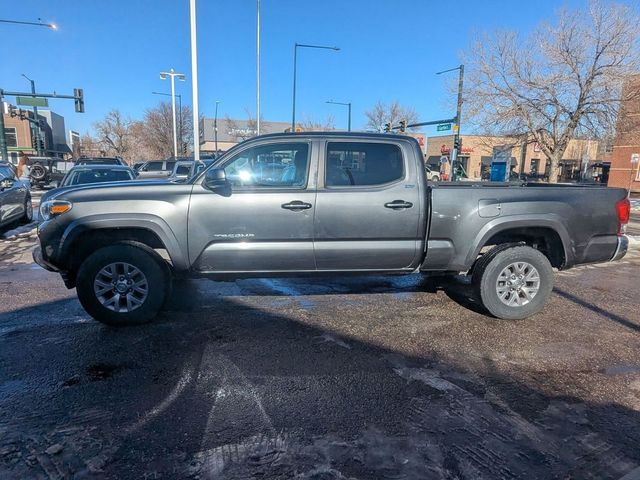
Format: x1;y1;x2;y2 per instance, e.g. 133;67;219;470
425;165;440;182
25;156;67;189
40;165;136;204
76;156;126;166
133;161;145;172
0;163;33;228
136;160;176;179
168;159;217;182
34;132;630;326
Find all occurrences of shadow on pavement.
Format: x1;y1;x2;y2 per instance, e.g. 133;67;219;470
1;282;639;479
554;287;640;333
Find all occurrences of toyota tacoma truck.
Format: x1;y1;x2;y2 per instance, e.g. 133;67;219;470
33;132;631;326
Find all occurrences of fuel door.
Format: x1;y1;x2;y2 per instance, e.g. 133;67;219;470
478;198;502;218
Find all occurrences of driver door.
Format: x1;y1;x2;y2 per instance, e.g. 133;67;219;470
188;140;317;273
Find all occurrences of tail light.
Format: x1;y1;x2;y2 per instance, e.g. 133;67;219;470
616;198;630;235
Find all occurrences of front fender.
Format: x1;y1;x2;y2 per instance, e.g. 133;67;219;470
59;213;189;271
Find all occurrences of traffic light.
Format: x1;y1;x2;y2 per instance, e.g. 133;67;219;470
453;137;462;151
399;119;407;133
74;88;85;113
8;104;18;118
384;123;391;133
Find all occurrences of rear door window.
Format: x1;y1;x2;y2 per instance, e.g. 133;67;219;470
325;142;404;187
145;162;163;172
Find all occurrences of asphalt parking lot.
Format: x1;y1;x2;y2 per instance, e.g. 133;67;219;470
1;225;640;479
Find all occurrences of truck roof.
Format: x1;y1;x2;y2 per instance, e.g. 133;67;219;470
246;131;419;142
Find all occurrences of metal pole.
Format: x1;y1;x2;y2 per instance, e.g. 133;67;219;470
0;92;7;162
0;19;57;29
178;94;183;154
292;43;297;131
170;71;178;158
28;79;43;156
348;103;351;132
190;0;200;161
214;101;219;152
256;0;261;135
451;64;464;182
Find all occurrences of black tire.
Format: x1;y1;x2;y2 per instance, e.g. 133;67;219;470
431;175;439;182
76;243;169;326
20;195;33;224
29;163;46;181
472;245;554;320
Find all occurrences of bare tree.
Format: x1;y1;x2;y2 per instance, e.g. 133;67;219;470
464;0;640;182
94;110;134;160
78;133;105;158
138;102;193;159
224;109;266;142
364;100;420;132
299;115;335;131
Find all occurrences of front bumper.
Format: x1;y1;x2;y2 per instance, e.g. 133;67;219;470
610;235;628;262
32;246;59;272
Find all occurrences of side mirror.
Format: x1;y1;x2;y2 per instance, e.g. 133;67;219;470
0;178;15;190
203;168;228;190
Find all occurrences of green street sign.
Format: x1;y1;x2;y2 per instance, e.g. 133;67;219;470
16;96;49;107
437;123;451;132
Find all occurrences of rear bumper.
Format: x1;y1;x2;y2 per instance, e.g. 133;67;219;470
610;235;628;262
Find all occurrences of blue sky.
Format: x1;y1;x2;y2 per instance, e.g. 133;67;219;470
4;0;594;136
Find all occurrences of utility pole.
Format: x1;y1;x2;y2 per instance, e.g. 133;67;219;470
159;69;185;158
256;0;261;135
0;93;7;162
189;0;201;161
214;100;221;153
22;74;43;156
436;64;464;181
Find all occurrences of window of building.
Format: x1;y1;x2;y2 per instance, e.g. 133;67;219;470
326;142;404;187
530;158;540;174
636;161;640;182
4;128;17;148
223;142;309;188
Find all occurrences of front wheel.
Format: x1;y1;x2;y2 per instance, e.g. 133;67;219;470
76;243;169;326
472;245;554;320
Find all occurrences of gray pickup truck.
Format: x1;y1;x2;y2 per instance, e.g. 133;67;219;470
33;132;630;326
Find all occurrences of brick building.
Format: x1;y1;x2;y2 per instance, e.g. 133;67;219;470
425;134;600;182
608;75;640;193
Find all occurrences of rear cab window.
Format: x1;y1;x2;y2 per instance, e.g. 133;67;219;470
325;142;404;187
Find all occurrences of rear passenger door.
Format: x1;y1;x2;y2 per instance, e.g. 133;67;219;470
314;140;421;271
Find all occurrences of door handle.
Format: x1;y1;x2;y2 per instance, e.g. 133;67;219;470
281;200;312;210
384;200;413;210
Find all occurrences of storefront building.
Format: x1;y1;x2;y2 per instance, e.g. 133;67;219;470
608;75;640;193
425;135;601;182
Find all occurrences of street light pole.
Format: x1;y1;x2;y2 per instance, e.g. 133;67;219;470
160;69;185;159
22;74;43;155
214;100;221;153
256;0;261;135
436;64;464;181
326;100;351;131
291;43;340;131
0;18;57;29
152;91;183;154
189;0;201;161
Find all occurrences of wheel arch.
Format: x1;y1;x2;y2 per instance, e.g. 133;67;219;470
59;214;188;277
466;216;573;270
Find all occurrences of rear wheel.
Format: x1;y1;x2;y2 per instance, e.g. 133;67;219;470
473;245;554;320
76;243;169;326
431;175;440;182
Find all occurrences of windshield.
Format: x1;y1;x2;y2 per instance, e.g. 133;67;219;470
62;169;133;186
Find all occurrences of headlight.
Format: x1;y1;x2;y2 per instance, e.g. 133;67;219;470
40;200;72;221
